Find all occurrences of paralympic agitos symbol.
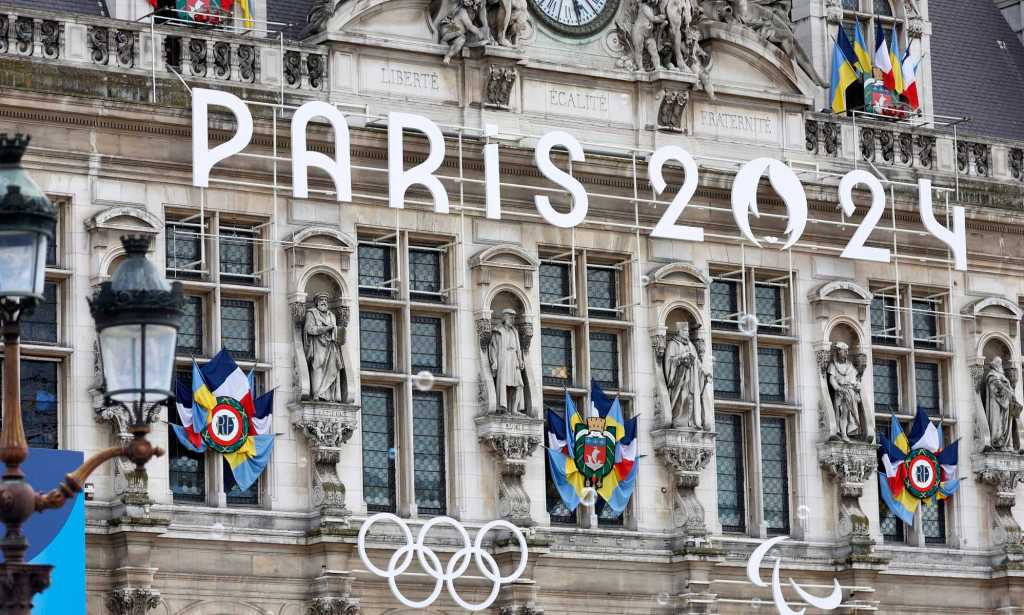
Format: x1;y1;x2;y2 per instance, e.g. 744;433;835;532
747;536;843;615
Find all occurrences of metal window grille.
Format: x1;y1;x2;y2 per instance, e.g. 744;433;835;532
362;388;396;513
360;312;394;371
755;283;785;334
358;243;395;297
166;219;203;279
541;328;573;386
586;266;618;318
715;414;746;532
409;248;443;301
912;299;941;349
221;299;256;360
218;224;258;283
872;0;893;16
757;347;785;403
842;0;858;10
412;391;446;516
870;295;900;345
177;295;204;356
589;332;619;390
873;359;900;413
915;362;941;415
22;282;58;345
410;316;443;375
225;457;259;506
710;280;740;329
923;496;947;544
539;261;573;313
760;417;790;535
712;343;742;399
168;428;205;504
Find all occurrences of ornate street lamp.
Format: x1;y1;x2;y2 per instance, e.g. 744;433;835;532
0;134;184;614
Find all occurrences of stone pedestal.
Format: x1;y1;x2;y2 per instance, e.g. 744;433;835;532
476;413;543;526
291;401;360;520
818;440;876;560
651;428;715;541
308;573;360;614
496;579;544;615
974;451;1024;568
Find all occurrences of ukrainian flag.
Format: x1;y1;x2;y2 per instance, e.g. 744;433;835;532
854;23;872;76
830;27;859;113
889;26;905;94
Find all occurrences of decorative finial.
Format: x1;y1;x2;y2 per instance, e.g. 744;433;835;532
0;133;30;166
121;234;153;256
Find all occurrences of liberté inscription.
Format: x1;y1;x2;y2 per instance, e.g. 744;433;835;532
379;67;440;92
190;89;970;272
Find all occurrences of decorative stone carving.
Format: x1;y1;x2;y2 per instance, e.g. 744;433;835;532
653;322;712;431
106;587;161;615
303;293;349;403
238;45;256;83
292;401;360;517
484;65;517;109
1011;148;1024;181
818;440;876;555
652;428;715;537
188;38;207;77
917;134;935;168
819;342;873;443
436;0;488;64
897;131;913;164
285;50;302;86
89;26;109;65
307;0;344;35
15;17;33;55
477;413;544;525
860;126;876;162
974;357;1023;453
657;90;688;132
0;16;9;54
489;309;527;415
500;606;544;615
879;130;894;164
308;54;326;88
824;0;844;23
806;119;841;157
309;573;361;615
115;29;135;68
309;597;360;615
40;20;60;59
213;41;231;79
974;451;1024;564
493;0;530;47
615;0;706;75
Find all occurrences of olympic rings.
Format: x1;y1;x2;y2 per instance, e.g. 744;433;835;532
357;513;529;612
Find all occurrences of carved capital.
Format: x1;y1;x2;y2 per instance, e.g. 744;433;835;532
309;596;360;615
477;414;544;524
500;607;544;615
652;428;715;534
106;587;161;615
292;401;360;516
818;440;875;499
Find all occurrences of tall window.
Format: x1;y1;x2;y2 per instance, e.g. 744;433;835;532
586;265;618;318
588;332;619;390
539;260;573;313
873;358;901;413
164;210;269;507
361;388;396;512
360;312;394;371
710;279;739;327
409;248;443;301
712;343;742;400
757;347;785;403
358;242;395;298
412;391;446;515
915;362;941;415
22;282;58;345
542;328;573;386
755;283;785;334
760;418;790;535
410;316;443;374
715;414;746;532
870;292;900;345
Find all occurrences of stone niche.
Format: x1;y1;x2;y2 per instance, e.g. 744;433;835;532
809;281;878;559
964;297;1024;565
645;262;716;542
285;227;359;521
469;244;544;526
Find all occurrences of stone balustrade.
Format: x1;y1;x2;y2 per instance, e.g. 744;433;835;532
0;7;326;94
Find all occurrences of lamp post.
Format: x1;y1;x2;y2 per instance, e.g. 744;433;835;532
0;134;184;614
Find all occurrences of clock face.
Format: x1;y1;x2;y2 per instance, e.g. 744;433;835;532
529;0;621;37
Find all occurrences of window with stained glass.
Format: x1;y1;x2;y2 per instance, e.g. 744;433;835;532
1;360;59;449
544;396;577;524
873;358;900;413
166;219;202;279
912;299;940;348
923;493;947;544
757;347;785;403
22;282;57;344
755;284;784;333
589;332;619;390
225;457;259;506
586;266;617;317
358;243;393;296
870;295;899;345
760;418;790;535
411;316;443;375
219;224;257;282
712;343;742;399
169;429;205;504
710;280;739;327
409;248;442;300
221;299;256;360
915;362;940;415
542;328;573;386
362;388;396;512
715;414;745;532
412;391;446;516
360;312;394;371
177;295;204;356
539;262;572;312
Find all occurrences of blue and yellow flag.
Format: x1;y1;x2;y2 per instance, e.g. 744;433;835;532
830;28;859;113
889;26;906;94
853;23;872;75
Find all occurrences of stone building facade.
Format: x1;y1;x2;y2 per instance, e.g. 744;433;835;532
2;0;1024;613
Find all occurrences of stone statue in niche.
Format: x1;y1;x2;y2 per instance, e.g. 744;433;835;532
979;357;1023;452
663;321;711;430
488;309;526;414
303;293;347;403
820;342;871;442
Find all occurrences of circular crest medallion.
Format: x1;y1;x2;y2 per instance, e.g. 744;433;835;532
202;397;250;454
903;449;941;499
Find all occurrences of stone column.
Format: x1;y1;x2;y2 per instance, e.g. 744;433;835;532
818;440;877;559
291;401;360;522
477;414;543;526
974;451;1024;567
651;428;715;546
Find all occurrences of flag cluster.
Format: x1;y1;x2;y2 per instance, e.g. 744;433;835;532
545;382;639;516
878;408;959;526
148;0;253;27
830;22;919;113
172;349;275;492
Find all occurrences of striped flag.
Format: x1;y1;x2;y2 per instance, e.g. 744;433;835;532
875;21;894;89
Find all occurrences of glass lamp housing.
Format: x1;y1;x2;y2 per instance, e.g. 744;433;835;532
0;134;56;302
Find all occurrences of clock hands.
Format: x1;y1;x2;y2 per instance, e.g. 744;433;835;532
571;0;583;25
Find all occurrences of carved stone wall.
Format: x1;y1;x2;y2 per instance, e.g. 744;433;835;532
477;414;543;526
819;440;876;558
291;401;360;519
651;428;715;540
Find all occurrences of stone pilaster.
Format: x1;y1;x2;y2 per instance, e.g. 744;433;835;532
651;428;715;542
974;451;1024;568
476;413;543;526
291;401;360;521
819;440;877;560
